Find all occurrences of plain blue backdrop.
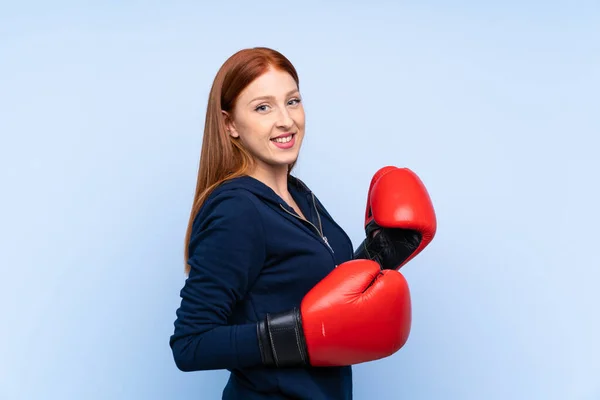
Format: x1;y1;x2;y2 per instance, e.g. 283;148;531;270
1;1;599;399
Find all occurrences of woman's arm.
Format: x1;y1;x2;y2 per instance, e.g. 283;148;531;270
169;191;266;371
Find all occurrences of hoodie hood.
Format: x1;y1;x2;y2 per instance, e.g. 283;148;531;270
206;173;340;248
211;174;315;214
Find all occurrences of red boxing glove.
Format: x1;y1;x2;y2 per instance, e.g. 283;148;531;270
354;166;437;270
257;259;411;367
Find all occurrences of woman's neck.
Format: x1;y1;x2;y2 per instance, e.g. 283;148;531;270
249;164;291;200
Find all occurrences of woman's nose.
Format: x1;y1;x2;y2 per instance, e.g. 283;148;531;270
276;108;294;129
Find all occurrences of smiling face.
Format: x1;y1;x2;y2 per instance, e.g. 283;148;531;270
223;67;305;176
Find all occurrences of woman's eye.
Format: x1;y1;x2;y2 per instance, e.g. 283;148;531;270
255;98;300;112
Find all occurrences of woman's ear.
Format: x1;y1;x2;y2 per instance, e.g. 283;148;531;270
221;110;239;138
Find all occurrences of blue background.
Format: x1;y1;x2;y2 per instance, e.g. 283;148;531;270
1;1;599;399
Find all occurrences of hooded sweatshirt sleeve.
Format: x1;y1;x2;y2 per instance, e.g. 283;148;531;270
169;190;266;371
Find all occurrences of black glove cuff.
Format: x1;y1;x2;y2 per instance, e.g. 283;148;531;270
257;317;275;366
256;308;309;367
353;238;372;260
354;221;422;270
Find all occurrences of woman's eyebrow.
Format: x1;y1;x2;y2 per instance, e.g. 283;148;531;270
248;89;300;104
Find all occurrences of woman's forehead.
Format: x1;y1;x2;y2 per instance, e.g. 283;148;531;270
239;69;299;103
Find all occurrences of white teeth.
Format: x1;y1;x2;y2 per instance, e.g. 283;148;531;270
273;135;293;143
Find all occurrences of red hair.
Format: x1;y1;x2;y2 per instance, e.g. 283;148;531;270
183;47;300;274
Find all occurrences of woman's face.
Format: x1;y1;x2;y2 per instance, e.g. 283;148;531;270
224;67;305;174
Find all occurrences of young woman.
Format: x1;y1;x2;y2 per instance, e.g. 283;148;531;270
169;47;434;399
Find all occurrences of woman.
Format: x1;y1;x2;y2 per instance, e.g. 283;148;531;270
169;47;427;399
169;47;357;399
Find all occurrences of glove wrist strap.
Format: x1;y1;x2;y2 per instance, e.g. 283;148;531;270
353;238;372;260
257;308;309;367
355;222;422;270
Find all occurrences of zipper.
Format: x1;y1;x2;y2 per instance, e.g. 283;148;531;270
311;193;324;237
310;192;334;253
312;194;354;258
279;203;334;253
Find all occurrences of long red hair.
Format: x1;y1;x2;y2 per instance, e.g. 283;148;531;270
183;47;300;274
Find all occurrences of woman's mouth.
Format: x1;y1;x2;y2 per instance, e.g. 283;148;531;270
270;133;296;149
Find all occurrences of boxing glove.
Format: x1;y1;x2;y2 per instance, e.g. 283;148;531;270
257;259;411;367
354;166;437;270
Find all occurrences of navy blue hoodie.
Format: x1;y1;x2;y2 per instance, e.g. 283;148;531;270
170;174;355;399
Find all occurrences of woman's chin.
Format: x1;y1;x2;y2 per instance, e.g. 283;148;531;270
270;151;299;165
